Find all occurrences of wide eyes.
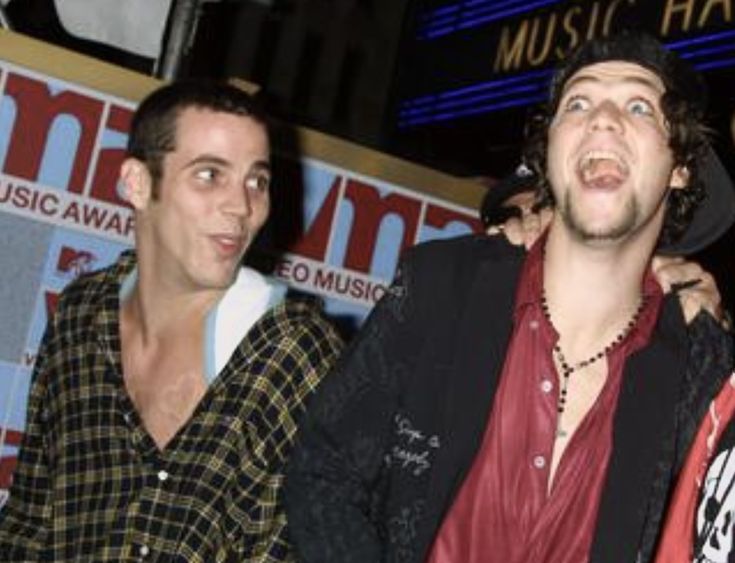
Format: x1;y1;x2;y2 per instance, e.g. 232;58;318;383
560;94;656;118
195;167;221;183
563;95;590;112
192;166;270;194
245;172;270;193
627;98;654;116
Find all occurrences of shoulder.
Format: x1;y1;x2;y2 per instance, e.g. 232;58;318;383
52;250;134;325
406;233;521;260
233;296;343;406
402;234;524;275
252;295;344;359
394;234;524;303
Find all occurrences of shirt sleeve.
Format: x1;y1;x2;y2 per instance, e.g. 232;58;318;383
284;254;423;563
242;305;345;563
0;304;59;559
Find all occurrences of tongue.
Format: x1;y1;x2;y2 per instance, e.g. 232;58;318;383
581;159;624;188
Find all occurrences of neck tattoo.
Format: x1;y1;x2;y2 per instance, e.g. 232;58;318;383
540;291;646;438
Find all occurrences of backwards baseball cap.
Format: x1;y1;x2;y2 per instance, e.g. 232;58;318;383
480;164;539;227
549;32;735;255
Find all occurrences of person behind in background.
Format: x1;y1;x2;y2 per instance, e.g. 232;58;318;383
479;163;543;232
0;81;343;562
284;32;735;563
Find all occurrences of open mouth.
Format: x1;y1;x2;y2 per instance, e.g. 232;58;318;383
212;234;246;257
577;150;629;189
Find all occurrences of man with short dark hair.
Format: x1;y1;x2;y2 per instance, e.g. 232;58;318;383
0;81;343;561
285;33;735;563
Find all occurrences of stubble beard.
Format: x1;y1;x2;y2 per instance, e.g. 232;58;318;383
559;190;640;243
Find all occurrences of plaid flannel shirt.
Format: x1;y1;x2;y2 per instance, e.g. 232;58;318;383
0;251;343;562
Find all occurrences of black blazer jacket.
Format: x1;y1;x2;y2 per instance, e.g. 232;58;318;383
286;235;731;563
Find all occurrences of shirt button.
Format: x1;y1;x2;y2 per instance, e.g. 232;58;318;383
139;544;150;558
533;455;546;469
529;320;540;330
157;470;169;482
540;379;553;393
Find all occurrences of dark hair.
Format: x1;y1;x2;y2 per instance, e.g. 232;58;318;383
522;32;710;247
127;80;268;193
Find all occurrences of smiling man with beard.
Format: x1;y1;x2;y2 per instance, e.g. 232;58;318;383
285;33;735;563
0;81;343;562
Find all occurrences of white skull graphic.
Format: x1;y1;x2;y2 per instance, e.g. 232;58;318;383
696;447;735;561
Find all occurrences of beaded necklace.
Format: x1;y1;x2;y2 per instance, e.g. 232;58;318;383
540;291;646;438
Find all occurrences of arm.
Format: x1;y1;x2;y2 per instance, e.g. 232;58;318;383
0;308;59;559
285;258;422;563
243;304;344;563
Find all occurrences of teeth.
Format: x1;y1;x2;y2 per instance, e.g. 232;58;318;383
579;150;628;174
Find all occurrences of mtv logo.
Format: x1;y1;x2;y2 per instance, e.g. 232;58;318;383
57;246;97;276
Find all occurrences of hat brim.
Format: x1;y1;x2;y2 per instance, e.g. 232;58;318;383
480;171;538;227
657;145;735;255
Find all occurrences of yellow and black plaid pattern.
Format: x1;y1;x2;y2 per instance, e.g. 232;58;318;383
0;251;343;562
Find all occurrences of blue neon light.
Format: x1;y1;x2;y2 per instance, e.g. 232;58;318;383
421;4;460;20
678;43;735;60
398;30;735;128
421;0;547;26
665;29;735;49
398;94;547;127
694;57;735;72
419;0;563;39
401;69;552;109
399;83;542;118
420;15;458;29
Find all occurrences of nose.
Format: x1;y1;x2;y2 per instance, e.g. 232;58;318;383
222;181;252;218
587;100;624;133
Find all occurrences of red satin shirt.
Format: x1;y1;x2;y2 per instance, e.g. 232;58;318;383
427;239;662;563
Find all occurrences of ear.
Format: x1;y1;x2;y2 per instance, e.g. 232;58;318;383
120;158;153;210
669;165;689;191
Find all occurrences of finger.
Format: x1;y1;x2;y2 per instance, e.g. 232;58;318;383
538;207;554;231
679;287;722;324
671;279;702;294
519;212;543;250
651;255;684;271
653;259;704;293
503;217;526;246
675;272;722;324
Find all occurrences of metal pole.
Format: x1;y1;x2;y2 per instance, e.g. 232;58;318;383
155;0;202;80
0;4;13;30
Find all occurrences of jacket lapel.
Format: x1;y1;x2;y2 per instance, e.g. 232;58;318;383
422;250;522;539
590;298;687;562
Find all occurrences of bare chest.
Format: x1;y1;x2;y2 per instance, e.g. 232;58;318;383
123;344;208;449
549;360;608;486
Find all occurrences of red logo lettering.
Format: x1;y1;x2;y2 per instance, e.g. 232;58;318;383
342;179;422;273
3;73;104;193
